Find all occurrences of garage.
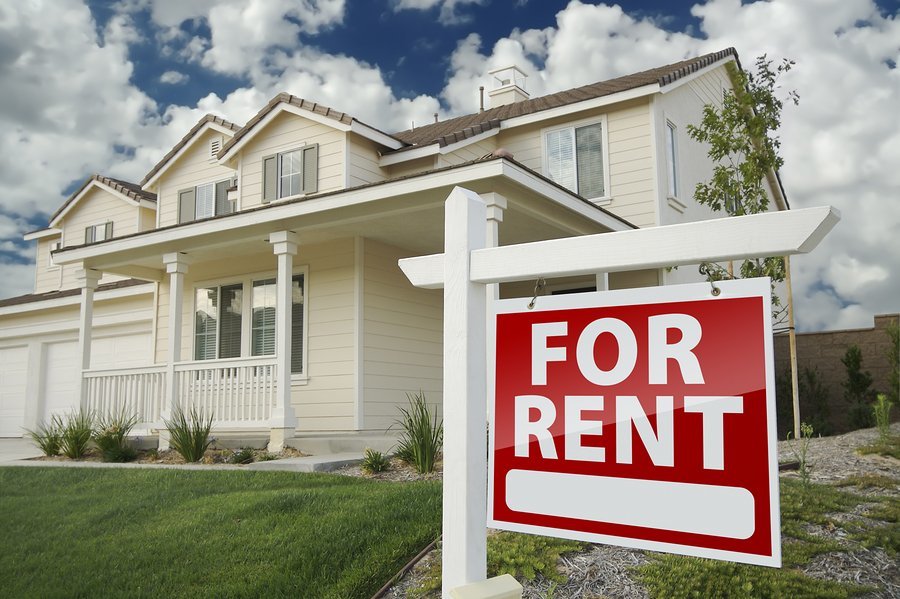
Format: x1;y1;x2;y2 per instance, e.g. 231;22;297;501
0;346;29;437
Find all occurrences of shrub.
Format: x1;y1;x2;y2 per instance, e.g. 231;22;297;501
60;409;95;459
93;409;138;462
842;345;875;429
393;391;443;474
25;414;64;456
228;447;255;465
799;367;832;436
164;406;213;463
361;448;389;474
873;393;894;444
887;319;899;405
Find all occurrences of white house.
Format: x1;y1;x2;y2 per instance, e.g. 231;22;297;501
0;48;787;451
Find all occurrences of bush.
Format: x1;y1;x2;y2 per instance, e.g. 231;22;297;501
873;393;894;444
842;345;875;429
164;406;213;463
887;319;899;405
228;447;255;465
25;414;64;456
361;448;389;474
393;391;443;474
93;410;138;463
60;409;95;459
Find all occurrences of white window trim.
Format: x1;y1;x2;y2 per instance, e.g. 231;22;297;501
268;141;316;204
541;114;611;205
85;222;113;244
47;240;61;270
191;264;310;383
665;118;680;202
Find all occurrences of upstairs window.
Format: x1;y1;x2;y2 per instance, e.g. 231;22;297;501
262;145;318;203
544;121;607;201
666;120;679;198
178;178;235;224
84;222;113;244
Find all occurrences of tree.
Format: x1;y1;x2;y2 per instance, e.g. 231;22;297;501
687;55;799;318
842;344;875;430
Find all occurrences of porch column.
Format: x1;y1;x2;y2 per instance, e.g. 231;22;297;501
75;267;101;409
160;252;190;450
269;231;300;451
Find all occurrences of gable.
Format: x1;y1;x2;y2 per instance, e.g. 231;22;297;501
141;117;238;189
59;185;143;246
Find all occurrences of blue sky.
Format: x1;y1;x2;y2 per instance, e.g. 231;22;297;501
0;0;898;331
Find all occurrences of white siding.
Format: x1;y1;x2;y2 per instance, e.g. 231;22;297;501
156;129;236;227
34;236;62;294
237;112;345;210
362;239;443;431
347;134;388;187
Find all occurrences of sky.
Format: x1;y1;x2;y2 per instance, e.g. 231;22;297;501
0;0;897;332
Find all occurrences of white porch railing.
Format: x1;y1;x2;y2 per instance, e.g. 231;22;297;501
174;356;277;425
83;365;166;426
81;356;278;428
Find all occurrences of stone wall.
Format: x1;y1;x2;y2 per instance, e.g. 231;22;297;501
773;314;899;435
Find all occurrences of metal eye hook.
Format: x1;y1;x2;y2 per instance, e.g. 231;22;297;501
527;277;546;310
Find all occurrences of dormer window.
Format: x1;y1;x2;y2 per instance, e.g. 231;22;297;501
85;222;113;244
262;144;318;203
178;179;235;224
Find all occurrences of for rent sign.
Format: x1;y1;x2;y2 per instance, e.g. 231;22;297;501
487;278;781;567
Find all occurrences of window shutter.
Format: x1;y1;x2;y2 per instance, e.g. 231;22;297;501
262;155;277;203
301;145;318;194
84;226;92;245
104;222;114;240
178;188;196;224
215;180;231;215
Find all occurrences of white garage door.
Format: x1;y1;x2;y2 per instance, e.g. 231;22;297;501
43;341;79;419
0;346;29;437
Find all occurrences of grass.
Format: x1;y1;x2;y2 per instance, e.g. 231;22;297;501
0;467;441;598
857;434;900;459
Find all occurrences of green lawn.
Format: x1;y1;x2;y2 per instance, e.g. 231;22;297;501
0;467;441;599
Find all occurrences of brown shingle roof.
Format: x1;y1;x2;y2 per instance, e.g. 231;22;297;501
0;278;152;310
140;114;240;187
216;93;402;159
389;48;739;151
48;174;157;225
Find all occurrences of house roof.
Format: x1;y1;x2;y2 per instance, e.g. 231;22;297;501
0;278;150;310
388;48;739;153
217;93;405;161
140;114;240;187
45;174;157;228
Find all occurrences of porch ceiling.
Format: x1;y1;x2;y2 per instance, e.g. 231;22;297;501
58;159;630;280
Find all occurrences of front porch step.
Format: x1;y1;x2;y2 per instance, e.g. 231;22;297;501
246;452;364;473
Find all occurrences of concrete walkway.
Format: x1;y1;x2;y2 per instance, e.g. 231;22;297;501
0;438;362;472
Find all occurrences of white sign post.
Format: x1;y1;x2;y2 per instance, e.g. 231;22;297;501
399;186;839;598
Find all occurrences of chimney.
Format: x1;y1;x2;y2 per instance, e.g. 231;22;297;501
487;66;529;108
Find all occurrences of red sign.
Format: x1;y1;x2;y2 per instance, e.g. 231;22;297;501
487;278;781;567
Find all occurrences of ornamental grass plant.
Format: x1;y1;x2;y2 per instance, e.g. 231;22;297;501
393;391;443;474
60;409;95;459
25;414;64;456
164;406;213;463
93;409;138;462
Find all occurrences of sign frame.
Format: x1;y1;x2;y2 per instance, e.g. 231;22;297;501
487;277;781;567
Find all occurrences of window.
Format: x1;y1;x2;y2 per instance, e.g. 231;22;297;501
48;241;60;268
178;179;234;224
666;121;679;198
194;283;243;361
84;222;113;244
194;273;306;375
262;145;318;203
544;121;606;200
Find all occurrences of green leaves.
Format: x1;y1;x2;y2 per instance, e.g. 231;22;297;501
393;391;443;474
164;406;214;463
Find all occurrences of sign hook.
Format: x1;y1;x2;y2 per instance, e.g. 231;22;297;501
527;277;546;309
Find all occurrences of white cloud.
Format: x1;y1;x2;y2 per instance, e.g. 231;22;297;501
0;262;37;299
392;0;486;25
159;70;189;84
